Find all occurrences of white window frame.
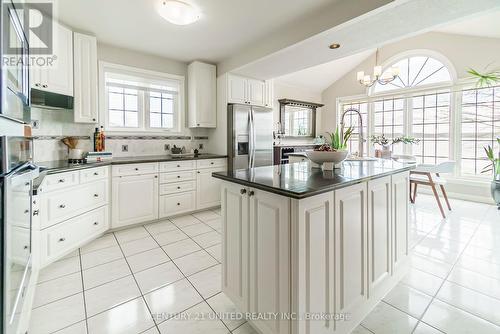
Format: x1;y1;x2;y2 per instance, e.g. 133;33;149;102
99;61;185;134
336;50;494;184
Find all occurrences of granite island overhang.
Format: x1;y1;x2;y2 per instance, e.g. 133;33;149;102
212;160;415;334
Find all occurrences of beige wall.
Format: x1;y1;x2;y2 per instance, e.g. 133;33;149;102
320;32;500;133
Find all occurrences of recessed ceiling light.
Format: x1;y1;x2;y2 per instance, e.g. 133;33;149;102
329;43;341;49
158;0;200;25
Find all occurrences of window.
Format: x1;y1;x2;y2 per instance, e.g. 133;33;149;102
100;62;184;132
340;101;368;155
373;97;405;155
373;56;452;93
411;92;451;164
460;86;500;176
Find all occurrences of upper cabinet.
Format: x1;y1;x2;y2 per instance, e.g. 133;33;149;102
31;21;73;96
188;61;216;128
73;32;98;123
227;74;273;108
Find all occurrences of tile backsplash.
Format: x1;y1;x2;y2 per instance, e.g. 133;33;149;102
31;108;209;162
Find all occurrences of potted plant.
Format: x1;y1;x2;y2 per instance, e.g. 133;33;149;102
469;67;500;207
482;139;500;208
370;134;419;158
305;126;353;169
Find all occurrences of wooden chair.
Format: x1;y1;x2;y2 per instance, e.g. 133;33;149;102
410;161;455;219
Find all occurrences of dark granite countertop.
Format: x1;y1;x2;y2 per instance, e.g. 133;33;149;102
212;160;414;199
33;154;227;195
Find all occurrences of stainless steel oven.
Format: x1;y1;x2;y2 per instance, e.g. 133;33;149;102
1;0;30;123
1;136;38;334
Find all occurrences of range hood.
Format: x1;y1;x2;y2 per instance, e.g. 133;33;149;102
30;89;74;110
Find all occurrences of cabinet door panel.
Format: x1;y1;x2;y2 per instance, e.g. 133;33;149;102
368;176;391;297
196;167;225;210
73;32;98;123
247;79;265;107
221;182;249;311
112;174;158;228
335;183;367;315
293;193;335;334
228;75;247;104
249;189;290;334
392;172;409;270
43;21;73;96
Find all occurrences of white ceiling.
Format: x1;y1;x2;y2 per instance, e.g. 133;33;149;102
274;49;374;93
54;0;335;63
435;9;500;39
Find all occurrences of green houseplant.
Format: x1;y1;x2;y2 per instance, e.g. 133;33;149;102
370;134;420;158
469;67;500;207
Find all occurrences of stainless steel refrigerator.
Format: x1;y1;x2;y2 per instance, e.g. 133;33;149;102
227;103;273;170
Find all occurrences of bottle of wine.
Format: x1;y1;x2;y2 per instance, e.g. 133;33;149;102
93;127;100;152
100;126;105;151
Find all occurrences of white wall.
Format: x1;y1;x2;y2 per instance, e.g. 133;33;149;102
321;32;500;133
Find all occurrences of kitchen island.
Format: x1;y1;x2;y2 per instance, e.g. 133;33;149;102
212;160;414;334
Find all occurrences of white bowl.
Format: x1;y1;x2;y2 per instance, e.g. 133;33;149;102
305;150;348;165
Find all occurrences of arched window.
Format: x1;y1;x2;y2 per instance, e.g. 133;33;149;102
373;55;453;94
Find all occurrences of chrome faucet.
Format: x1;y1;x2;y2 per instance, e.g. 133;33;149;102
340;108;364;157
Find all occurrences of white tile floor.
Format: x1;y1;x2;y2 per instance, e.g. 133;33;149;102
29;196;500;334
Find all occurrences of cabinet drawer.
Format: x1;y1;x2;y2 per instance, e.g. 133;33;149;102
41;206;108;264
80;166;109;184
160;160;196;172
160;181;196;195
159;191;195;218
160;171;196;184
196;158;226;169
112;163;158;176
41;171;79;193
40;179;108;228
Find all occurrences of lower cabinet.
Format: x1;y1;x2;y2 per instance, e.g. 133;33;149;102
112;173;159;228
159;191;196;218
392;172;409;270
196;167;226;210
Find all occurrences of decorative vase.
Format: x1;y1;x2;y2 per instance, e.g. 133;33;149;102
492;180;500;209
380;145;392;159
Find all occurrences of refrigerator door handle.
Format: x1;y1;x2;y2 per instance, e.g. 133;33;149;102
249;108;255;168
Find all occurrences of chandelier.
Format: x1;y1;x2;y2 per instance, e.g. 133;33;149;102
357;49;400;87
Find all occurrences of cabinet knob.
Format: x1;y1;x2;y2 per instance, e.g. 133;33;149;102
177;202;180;206
94;172;99;176
248;190;255;197
177;165;181;167
197;171;200;174
240;189;246;194
35;83;40;87
177;186;181;189
23;245;28;250
25;182;30;186
94;194;99;197
59;204;66;208
177;175;181;178
93;222;99;226
58;179;65;183
24;209;29;214
210;162;214;165
92;118;96;121
135;168;139;171
58;237;65;242
154;175;158;178
42;84;48;88
33;210;39;216
197;123;200;126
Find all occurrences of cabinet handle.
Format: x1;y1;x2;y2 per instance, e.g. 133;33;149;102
93;222;99;226
25;182;30;186
240;189;246;194
94;194;99;197
58;237;65;242
59;204;66;208
33;210;39;216
94;172;99;176
58;179;65;183
248;190;255;197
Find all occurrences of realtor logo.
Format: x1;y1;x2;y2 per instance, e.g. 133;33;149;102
3;1;53;55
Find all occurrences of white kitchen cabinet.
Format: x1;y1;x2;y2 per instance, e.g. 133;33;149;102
221;182;250;311
159;191;196;217
334;182;368;320
73;32;98;123
392;172;409;270
188;61;216;128
227;74;267;107
368;176;392;298
248;188;290;334
31;20;73;96
112;173;159;228
264;79;274;108
196;167;226;210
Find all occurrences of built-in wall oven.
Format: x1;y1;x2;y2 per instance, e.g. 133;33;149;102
1;136;38;334
1;0;31;124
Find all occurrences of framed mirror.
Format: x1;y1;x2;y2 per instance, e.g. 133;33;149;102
278;99;323;138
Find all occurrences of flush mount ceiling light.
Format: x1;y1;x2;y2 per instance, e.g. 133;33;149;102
329;43;341;49
158;0;200;25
